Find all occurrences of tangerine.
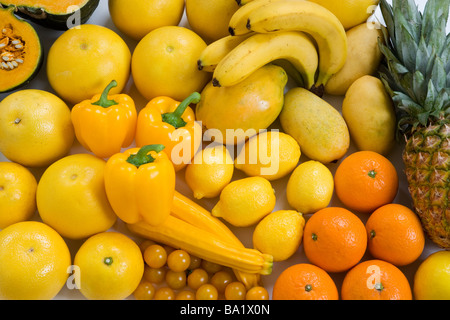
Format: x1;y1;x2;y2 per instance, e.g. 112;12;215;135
366;203;425;266
341;259;413;300
303;207;367;273
334;151;398;213
272;263;338;300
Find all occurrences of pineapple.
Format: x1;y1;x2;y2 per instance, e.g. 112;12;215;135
378;0;450;248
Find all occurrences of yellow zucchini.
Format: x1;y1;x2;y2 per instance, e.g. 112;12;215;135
172;191;263;288
127;215;273;275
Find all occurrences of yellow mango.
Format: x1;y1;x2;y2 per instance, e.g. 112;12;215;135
325;23;384;96
342;75;396;155
280;87;350;163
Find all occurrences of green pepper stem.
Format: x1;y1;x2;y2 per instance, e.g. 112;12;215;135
126;144;165;167
92;80;119;108
161;92;201;129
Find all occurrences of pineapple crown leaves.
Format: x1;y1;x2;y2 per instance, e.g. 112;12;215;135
378;0;450;137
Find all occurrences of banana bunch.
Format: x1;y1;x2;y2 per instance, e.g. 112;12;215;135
197;0;348;95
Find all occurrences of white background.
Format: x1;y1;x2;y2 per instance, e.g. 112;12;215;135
0;0;447;300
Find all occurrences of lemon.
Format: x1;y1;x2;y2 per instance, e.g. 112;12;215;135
253;210;305;261
308;0;380;30
185;143;234;199
0;221;71;300
286;160;334;215
0;89;74;167
235;131;301;181
212;176;276;227
109;0;185;41
414;250;450;300
74;231;145;300
0;162;37;229
36;154;117;240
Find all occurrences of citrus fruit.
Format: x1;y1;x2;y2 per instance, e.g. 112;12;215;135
286;160;334;215
366;203;425;266
234;131;301;181
308;0;380;30
0;162;37;229
132;26;211;102
0;221;71;300
272;263;339;300
185;0;240;43
36;153;117;240
253;210;305;261
108;0;185;41
74;231;144;300
414;250;450;300
303;207;367;273
0;89;74;167
185;143;234;199
47;24;131;105
211;176;276;227
334;150;399;213
224;281;246;300
341;259;413;300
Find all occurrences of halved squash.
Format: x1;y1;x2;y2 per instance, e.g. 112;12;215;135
0;0;100;30
0;6;43;93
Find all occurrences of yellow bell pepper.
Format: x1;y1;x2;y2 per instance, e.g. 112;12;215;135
104;144;176;226
135;92;202;171
71;80;137;159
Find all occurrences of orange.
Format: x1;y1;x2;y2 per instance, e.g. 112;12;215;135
341;259;413;300
303;207;367;273
272;263;339;300
366;203;425;266
334;151;398;213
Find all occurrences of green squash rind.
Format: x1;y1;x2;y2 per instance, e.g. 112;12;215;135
0;0;100;30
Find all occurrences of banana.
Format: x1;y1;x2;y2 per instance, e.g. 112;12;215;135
212;31;318;89
228;0;282;36
197;33;254;72
246;0;347;92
